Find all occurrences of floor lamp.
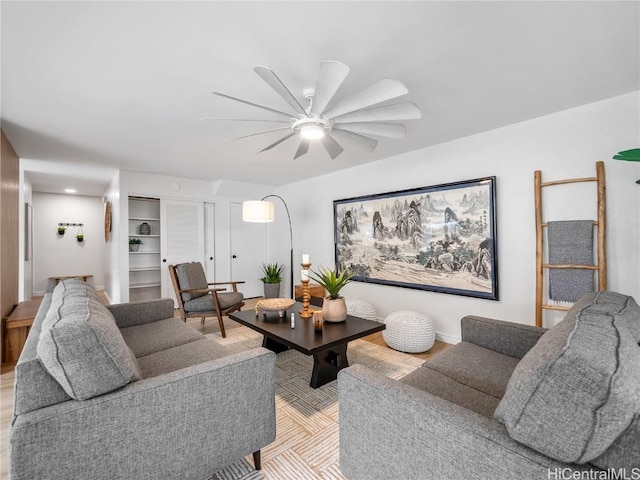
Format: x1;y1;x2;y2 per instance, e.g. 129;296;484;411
242;195;294;299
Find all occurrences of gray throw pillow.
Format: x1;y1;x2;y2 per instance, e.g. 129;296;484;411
38;288;141;400
495;292;640;465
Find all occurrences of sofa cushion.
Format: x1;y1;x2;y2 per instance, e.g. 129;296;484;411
495;291;640;465
401;365;501;418
176;262;208;301
120;317;204;357
593;290;640;343
136;338;234;378
424;342;519;399
37;291;141;401
184;291;244;313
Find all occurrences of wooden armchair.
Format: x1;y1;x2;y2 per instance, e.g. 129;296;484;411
168;262;245;338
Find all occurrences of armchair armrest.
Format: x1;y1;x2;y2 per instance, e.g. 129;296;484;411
10;348;276;480
207;281;245;293
338;364;582;480
108;299;175;328
461;315;547;359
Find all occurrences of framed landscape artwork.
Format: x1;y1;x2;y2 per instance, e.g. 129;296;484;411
333;177;498;300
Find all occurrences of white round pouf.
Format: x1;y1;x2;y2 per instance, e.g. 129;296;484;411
383;310;435;353
346;299;379;322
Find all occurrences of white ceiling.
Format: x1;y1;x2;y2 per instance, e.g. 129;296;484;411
2;1;639;196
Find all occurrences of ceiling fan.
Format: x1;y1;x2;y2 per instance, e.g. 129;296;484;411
209;60;422;160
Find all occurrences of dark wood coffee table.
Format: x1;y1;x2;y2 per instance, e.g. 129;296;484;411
229;302;385;388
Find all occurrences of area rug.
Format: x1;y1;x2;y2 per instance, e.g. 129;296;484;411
206;326;426;480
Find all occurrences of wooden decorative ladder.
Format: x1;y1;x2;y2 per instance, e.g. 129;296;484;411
534;161;607;327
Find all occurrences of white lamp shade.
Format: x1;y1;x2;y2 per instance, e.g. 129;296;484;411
242;200;275;223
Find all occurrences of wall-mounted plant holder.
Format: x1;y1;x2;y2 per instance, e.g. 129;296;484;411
76;226;84;243
57;226;66;236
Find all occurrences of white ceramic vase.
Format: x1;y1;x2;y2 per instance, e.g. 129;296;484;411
322;296;347;322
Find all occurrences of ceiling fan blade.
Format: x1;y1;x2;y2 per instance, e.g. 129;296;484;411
321;134;344;160
331;129;378;153
258;132;297;153
293;139;310;159
254;66;308;116
201;117;290;123
310;61;350;116
231;127;291;141
330;102;422;123
212;92;295;120
322;78;409;120
332;122;406;139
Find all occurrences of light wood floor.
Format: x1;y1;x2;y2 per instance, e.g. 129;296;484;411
0;296;450;479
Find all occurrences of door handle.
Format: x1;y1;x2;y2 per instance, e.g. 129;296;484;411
232;255;237;259
162;259;167;263
209;256;213;260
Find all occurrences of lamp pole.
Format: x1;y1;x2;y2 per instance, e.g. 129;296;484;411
261;195;294;299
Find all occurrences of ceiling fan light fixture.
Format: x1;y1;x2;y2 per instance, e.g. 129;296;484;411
300;124;325;140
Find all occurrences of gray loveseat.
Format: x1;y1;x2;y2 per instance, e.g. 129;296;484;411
9;278;276;480
339;291;640;479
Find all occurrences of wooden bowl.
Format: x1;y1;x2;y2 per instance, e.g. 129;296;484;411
255;298;296;317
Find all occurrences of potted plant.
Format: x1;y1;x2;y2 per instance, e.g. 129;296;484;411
57;226;66;236
260;263;285;298
129;238;143;252
309;266;355;322
76;234;84;243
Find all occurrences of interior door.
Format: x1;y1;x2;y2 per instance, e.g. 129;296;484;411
229;202;265;298
160;199;205;303
204;202;215;281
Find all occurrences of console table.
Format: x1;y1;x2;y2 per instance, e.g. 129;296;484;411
2;298;42;363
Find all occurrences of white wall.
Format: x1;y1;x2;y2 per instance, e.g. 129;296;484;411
272;92;640;343
32;193;107;294
18;170;33;300
107;170;274;303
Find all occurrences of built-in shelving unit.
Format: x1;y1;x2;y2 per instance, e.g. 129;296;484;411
128;197;161;302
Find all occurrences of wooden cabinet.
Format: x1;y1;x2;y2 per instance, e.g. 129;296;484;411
294;284;326;300
2;298;41;363
128;197;161;302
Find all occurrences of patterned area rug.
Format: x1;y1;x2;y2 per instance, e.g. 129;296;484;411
205;326;426;480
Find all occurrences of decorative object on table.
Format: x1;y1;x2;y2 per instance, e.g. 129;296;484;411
260;263;285;299
333;176;498;301
243;195;294;299
254;298;296;319
129;238;143;252
210;60;421;160
345;299;378;322
312;310;323;332
309;266;355;323
299;257;313;318
104;201;112;242
383;310;435;353
139;222;151;235
612;148;640;184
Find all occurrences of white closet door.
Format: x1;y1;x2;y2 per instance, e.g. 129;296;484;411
160;199;205;302
230;202;265;298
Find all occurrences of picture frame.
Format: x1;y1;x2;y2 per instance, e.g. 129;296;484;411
333;177;498;300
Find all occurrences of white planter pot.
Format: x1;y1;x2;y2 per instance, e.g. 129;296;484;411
322;296;347;322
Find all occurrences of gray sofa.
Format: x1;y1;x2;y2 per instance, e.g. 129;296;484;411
339;291;640;479
9;278;276;480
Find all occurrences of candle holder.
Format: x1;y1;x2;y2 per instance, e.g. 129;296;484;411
299;262;312;318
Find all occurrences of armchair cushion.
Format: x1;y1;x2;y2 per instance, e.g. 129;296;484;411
184;291;244;313
495;291;640;466
175;262;209;301
37;285;141;400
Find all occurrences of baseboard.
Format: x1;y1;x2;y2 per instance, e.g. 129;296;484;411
436;332;461;345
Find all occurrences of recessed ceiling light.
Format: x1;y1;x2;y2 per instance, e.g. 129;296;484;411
64;189;77;194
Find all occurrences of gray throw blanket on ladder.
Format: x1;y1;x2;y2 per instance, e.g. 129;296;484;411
547;220;595;302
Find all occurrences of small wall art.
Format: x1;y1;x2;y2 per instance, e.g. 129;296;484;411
333;177;498;300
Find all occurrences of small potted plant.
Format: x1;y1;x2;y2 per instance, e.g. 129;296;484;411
57;226;66;236
260;263;285;298
129;238;143;252
309;266;355;322
76;234;84;243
